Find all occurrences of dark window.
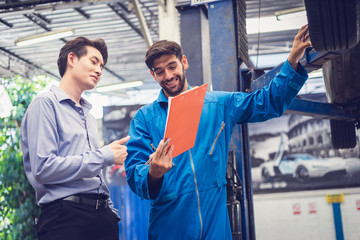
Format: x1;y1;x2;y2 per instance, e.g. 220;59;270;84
317;135;323;144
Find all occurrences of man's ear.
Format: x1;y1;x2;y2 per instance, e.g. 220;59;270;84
67;52;77;68
150;69;157;81
181;55;189;70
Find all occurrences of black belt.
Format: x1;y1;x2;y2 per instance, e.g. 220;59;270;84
63;194;108;210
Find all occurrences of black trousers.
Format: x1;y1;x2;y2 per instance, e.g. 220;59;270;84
37;199;120;240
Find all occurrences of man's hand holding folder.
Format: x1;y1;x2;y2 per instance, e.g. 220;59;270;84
145;138;171;165
147;139;174;180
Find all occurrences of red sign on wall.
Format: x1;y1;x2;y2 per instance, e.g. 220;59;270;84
293;203;301;215
356;200;360;211
309;202;317;214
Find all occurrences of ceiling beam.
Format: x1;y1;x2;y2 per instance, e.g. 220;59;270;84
0;0;122;15
23;13;51;31
74;7;91;19
156;0;166;12
135;0;158;35
107;3;143;37
0;46;60;80
132;0;153;47
0;0;69;10
0;18;13;28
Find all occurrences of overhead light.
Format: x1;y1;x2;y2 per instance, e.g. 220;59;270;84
275;6;306;21
247;6;307;35
15;28;75;46
246;15;307;35
95;80;144;92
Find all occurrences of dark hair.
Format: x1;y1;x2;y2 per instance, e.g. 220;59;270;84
145;40;183;69
57;37;108;77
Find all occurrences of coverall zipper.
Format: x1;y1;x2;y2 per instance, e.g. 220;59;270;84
189;150;203;240
210;122;225;155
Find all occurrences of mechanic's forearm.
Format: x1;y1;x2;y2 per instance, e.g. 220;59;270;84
287;56;299;72
147;173;163;199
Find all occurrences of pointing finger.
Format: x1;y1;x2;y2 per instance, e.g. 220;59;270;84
118;136;130;145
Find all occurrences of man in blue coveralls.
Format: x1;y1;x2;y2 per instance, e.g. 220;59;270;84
125;25;312;239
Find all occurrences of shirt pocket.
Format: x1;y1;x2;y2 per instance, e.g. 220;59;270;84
157;192;177;204
206;122;227;187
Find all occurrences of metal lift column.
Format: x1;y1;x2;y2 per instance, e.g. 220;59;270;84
178;0;254;239
208;0;254;240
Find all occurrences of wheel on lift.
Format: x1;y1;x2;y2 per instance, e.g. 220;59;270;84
304;0;360;51
322;43;360;149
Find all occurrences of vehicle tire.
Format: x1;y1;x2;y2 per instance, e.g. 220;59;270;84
323;43;360;105
304;0;360;51
295;166;310;183
330;119;356;149
322;43;360;149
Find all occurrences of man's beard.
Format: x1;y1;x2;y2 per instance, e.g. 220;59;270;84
162;68;186;97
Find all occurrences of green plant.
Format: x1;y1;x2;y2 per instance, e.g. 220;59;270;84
0;76;49;240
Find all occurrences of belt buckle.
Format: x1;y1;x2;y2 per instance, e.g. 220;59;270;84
95;199;108;210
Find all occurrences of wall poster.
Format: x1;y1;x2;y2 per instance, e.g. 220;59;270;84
249;94;360;194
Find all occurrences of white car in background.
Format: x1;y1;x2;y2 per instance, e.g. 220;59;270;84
260;153;347;183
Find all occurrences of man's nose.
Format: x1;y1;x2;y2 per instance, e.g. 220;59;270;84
164;69;172;80
95;65;102;76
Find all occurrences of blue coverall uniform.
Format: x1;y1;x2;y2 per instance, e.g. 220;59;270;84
125;60;308;239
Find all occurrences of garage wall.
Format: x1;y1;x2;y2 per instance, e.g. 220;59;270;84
254;187;360;240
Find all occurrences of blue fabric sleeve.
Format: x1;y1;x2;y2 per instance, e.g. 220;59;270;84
228;60;308;126
125;110;152;200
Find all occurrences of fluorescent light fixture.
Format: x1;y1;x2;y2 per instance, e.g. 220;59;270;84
15;28;75;46
246;15;307;34
275;6;306;21
95;80;144;92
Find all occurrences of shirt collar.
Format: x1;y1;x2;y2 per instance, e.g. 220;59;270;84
50;85;92;110
156;85;192;103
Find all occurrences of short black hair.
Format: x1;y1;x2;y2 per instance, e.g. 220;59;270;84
145;40;183;70
57;37;108;77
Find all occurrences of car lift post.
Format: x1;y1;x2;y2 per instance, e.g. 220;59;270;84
207;0;254;239
178;0;255;239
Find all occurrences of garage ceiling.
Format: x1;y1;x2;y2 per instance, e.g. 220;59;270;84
0;0;306;96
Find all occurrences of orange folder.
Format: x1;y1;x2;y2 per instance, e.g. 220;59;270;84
164;84;208;157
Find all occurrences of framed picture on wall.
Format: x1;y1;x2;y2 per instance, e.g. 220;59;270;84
249;93;360;194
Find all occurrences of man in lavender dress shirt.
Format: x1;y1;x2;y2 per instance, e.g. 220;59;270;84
21;37;129;240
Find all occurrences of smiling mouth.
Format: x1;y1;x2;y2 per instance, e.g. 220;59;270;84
166;77;178;86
